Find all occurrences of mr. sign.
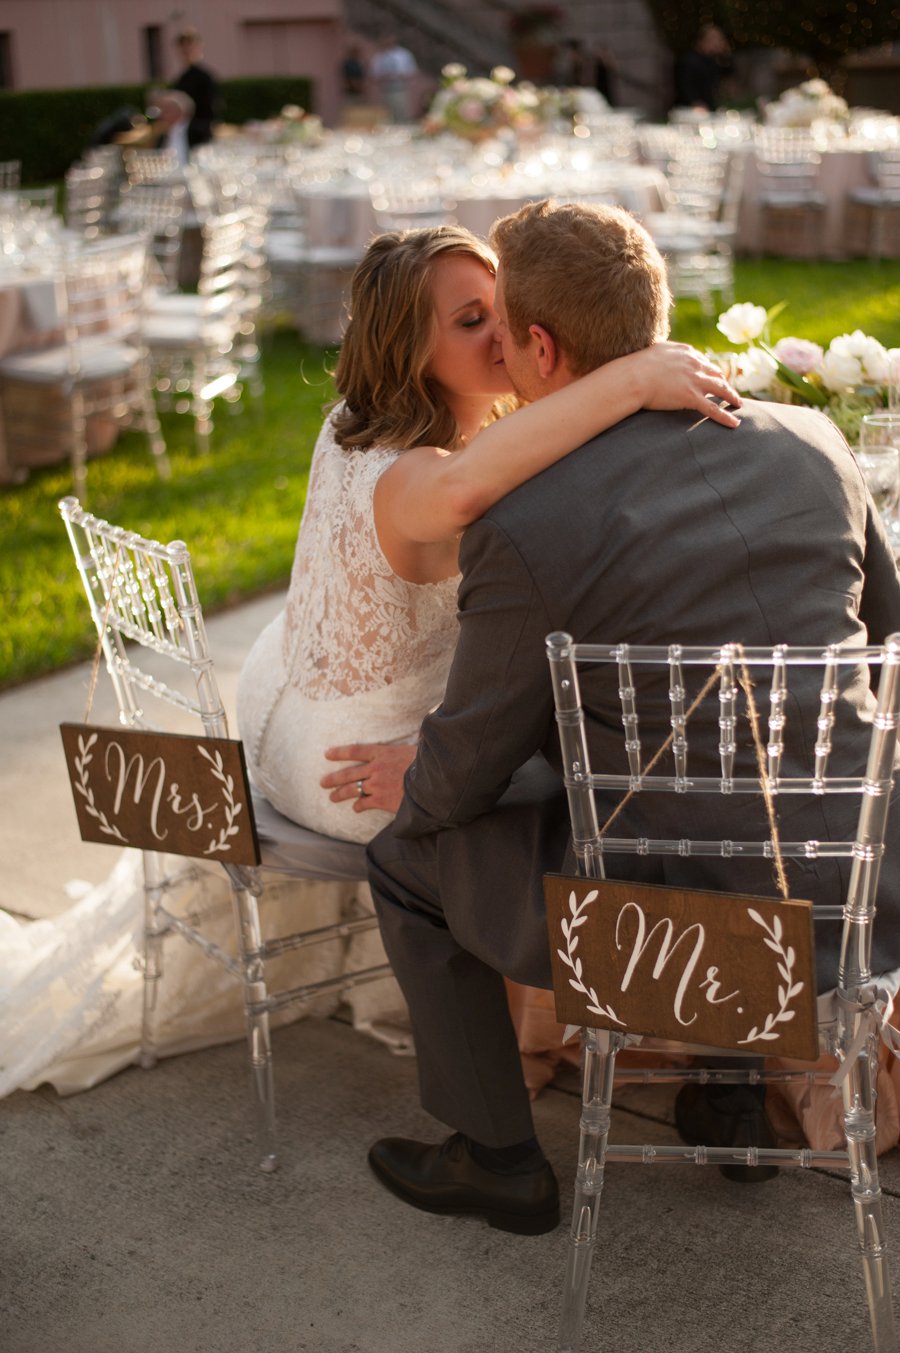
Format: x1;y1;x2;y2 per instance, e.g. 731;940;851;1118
544;874;819;1060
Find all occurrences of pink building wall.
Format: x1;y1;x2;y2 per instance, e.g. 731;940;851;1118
0;0;349;125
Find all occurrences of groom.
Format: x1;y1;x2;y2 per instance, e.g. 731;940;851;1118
364;199;900;1232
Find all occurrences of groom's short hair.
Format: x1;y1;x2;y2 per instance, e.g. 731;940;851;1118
490;199;671;377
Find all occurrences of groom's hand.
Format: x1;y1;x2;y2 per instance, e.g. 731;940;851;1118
321;741;417;815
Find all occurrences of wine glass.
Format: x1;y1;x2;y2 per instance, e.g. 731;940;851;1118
858;413;900;548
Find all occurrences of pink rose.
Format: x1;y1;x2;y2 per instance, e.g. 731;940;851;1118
772;337;824;376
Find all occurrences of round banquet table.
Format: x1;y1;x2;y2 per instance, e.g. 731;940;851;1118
296;162;669;252
736;139;878;260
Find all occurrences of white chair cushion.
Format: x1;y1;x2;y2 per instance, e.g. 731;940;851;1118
0;336;142;384
141;313;236;349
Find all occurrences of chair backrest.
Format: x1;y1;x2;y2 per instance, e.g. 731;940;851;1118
123;146;180;185
59;495;227;739
871;148;900;196
194;207;252;320
0;158;21;188
60;234;149;351
114;182;188;290
546;634;900;1003
368;173;456;231
65;166;109;237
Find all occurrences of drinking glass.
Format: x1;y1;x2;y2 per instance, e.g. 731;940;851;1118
887;353;900;414
858;413;900;546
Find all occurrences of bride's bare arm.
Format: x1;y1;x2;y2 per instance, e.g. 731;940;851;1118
375;343;740;557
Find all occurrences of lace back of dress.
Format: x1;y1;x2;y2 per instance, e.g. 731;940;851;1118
282;418;459;701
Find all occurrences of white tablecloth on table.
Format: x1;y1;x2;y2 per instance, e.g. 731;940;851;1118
736;141;876;259
297;162;669;252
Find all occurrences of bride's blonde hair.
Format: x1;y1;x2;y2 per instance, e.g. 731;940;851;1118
331;225;504;452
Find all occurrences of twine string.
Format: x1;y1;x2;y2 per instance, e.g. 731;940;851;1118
83;544;122;724
597;646;790;901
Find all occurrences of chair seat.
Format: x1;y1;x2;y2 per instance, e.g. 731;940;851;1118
759;191;827;209
251;789;367;882
297;244;364;268
145;291;234;318
141;312;236;349
848;186;900;207
0;336;142;384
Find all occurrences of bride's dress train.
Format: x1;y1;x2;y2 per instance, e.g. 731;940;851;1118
1;851;411;1099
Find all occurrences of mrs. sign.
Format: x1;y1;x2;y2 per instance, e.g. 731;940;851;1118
60;722;260;866
544;875;819;1060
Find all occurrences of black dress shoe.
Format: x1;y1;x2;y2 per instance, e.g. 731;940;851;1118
368;1133;560;1234
674;1084;780;1183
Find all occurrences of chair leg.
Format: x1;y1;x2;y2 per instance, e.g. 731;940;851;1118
139;849;169;1070
70;385;89;504
229;878;278;1172
558;1028;622;1353
841;1029;898;1351
138;373;171;480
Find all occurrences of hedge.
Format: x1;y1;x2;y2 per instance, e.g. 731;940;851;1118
0;76;314;184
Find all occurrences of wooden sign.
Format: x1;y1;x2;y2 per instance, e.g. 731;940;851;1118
544;874;819;1060
60;723;260;866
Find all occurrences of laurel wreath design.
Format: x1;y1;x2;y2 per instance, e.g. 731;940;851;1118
558;888;624;1024
737;908;804;1044
197;744;243;856
74;732;127;841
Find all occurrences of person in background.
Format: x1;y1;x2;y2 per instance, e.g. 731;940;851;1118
370;35;418;123
591;43;618;105
673;23;734;112
172;27;221;147
341;43;367;103
112;90;194;165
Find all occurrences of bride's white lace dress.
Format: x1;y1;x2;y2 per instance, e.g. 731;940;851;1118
237;414;460;843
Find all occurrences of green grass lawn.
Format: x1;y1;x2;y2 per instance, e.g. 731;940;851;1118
2;258;900;690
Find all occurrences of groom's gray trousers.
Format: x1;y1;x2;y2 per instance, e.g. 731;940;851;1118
366;758;570;1148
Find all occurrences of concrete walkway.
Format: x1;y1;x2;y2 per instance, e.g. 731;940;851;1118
2;595;899;1353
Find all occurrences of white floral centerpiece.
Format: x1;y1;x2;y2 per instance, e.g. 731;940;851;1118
764;78;849;129
422;64;543;141
715;301;899;445
244;105;324;146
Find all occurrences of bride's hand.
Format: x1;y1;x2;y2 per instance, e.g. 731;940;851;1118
321;741;417;815
634;342;742;427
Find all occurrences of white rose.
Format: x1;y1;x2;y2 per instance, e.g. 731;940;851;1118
716;302;768;346
821;346;864;392
827;331;889;384
736;347;777;395
887;348;900;384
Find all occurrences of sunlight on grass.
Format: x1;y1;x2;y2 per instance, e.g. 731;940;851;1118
2;259;900;689
0;330;336;686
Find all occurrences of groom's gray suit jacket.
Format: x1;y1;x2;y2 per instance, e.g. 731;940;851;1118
368;400;900;1143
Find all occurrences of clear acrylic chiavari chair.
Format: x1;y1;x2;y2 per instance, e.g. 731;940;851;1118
0;234;168;498
59;498;392;1172
546;633;900;1353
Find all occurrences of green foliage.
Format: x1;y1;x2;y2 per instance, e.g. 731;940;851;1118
0;76;313;185
0;83;147;185
725;0;900;74
643;1;732;55
218;78;315;127
645;0;900;72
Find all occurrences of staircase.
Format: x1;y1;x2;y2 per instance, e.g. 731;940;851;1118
343;0;516;78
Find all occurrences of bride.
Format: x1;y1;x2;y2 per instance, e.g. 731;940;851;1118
237;223;739;839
